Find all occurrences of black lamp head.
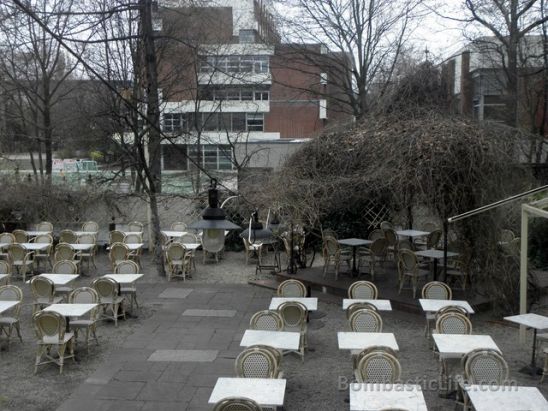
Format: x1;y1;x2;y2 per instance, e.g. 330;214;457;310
187;179;241;230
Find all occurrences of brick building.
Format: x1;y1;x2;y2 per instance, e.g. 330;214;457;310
156;0;352;173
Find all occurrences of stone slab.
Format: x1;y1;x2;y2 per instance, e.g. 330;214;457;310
158;288;193;299
147;349;218;362
182;309;236;317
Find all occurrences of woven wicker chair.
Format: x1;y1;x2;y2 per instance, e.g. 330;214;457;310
422;281;452;337
109;242;129;271
109;230;125;245
12;229;28;243
446;252;472;291
92;277;126;327
0;233;15;260
81;221;99;232
127;221;144;232
380;221;393;231
33;234;53;270
68;287;100;353
165;242;191;282
247;344;283;369
355;350;401;383
0;260;10;285
435;312;472;335
368;229;385;241
35;221;53;232
77;233;97;271
59;229;78;244
52;260;78;299
235;346;280;378
0;285;23;348
397;250;430;298
115;260;140;310
170;221;187;231
30;276;63;313
383;228;399;261
277;279;307;297
8;243;34;282
348;281;378;299
541;347;548;383
322;236;352;280
349;308;383;332
33;311;75;374
242;238;262;265
212;397;262;411
357;238;388;280
202;229;225;263
353;345;399;373
249;310;284;331
278;301;307;362
346;302;378;320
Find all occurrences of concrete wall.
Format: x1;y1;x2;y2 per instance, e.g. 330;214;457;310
234;139;305;169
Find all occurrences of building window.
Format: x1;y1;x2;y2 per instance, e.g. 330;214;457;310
246;113;264;131
241;90;253;101
182;144;233;170
254;90;269;101
199;56;269;74
163;113;185;133
239;29;256;44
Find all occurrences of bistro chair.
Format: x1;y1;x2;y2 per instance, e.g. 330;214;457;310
0;260;11;285
541;347;548;383
109;230;125;245
0;232;15;260
52;260;78;299
357;238;388;280
422;281;452;337
8;243;34;282
123;233;143;265
278;301;307;362
127;221;144;232
202;229;225;263
30;276;62;313
178;233;198;272
368;229;385;241
33;311;75;374
242;237;262;265
383;228;399;261
446;252;472;290
171;221;187;231
435;312;472;335
322;235;352;280
35;221;53;232
346;302;378;320
115;260;140;310
33;234;53;270
78;233;97;270
247;344;283;369
0;285;23;349
380;221;394;231
212;398;262;411
235;346;280;378
500;229;515;244
349;308;383;332
81;221;99;232
397;250;430;298
109;242;129;271
277;279;307;297
355;350;401;383
59;229;78;244
353;345;399;374
12;229;28;243
68;287;100;352
92;277;126;327
54;243;80;272
321;229;338;239
165;242;191;282
348;280;378;299
249;310;284;331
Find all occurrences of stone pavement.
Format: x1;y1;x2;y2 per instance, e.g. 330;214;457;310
56;283;274;411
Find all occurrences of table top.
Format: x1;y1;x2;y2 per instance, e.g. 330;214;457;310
269;297;318;311
68;244;95;251
415;249;459;259
465;385;548;411
432;334;500;358
162;230;188;238
125;243;143;250
349;383;427;411
0;243;8;249
419;299;474;314
103;274;144;284
30;274;79;285
208;377;286;406
73;231;98;236
338;238;373;247
0;300;18;314
396;229;430;237
240;329;301;350
342;299;392;311
338;332;399;351
43;303;97;317
504;313;548;330
0;274;8;281
25;231;51;236
20;243;50;251
175;242;200;251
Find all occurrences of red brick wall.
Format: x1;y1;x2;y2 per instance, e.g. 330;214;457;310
265;103;323;138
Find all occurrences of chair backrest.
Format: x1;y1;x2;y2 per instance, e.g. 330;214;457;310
247;344;282;367
355;345;399;366
166;242;187;262
0;260;11;274
69;287;99;304
427;230;442;249
349;308;383;332
0;284;22;301
235;346;278;378
35;234;53;244
355;351;401;383
249;310;284;331
109;242;129;262
435;312;472;334
55;243;76;261
397;239;413;251
463;348;509;385
8;244;27;261
92;277;119;299
81;221;99;232
36;221;53;231
383;228;398;246
59;229;78;244
278;301;307;330
78;233;96;245
422;281;452;300
179;233;198;244
171;221;187;231
109;230;125;244
52;260;78;274
212;397;262;411
202;229;225;253
348;281;378;299
368;229;385;241
127;221;143;232
115;260;140;274
277;279;307;297
347;302;379;319
124;233;142;244
380;221;393;230
398;249;418;272
435;305;468;320
30;276;55;300
322;235;340;257
322;229;337;239
0;232;15;244
12;229;28;243
500;229;515;243
33;311;66;343
370;238;388;256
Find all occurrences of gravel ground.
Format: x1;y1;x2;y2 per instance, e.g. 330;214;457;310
1;248;548;410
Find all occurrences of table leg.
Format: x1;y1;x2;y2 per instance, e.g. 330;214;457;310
519;328;543;375
352;246;357;274
433;258;438;281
